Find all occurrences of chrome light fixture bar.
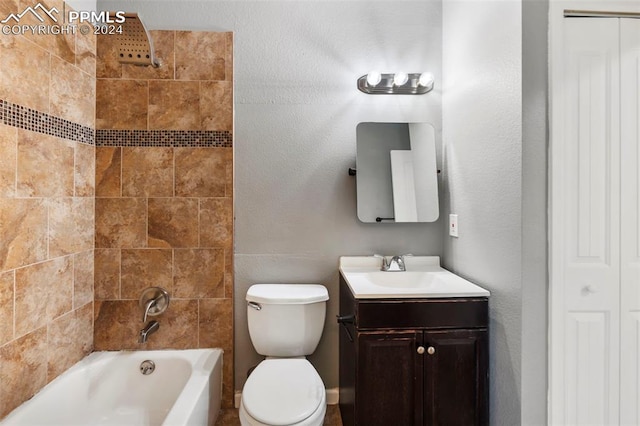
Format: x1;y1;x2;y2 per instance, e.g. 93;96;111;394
357;72;435;95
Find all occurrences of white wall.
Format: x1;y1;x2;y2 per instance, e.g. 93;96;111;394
442;1;523;424
99;0;444;392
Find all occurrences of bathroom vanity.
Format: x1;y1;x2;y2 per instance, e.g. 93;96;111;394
337;256;490;426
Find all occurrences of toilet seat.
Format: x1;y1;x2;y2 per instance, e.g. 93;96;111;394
240;359;326;426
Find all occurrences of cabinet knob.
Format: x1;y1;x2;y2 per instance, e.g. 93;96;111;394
417;346;425;355
427;346;436;355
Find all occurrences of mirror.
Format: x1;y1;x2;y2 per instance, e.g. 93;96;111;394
356;122;439;223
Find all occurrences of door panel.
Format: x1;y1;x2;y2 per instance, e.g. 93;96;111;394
620;18;640;425
554;18;621;425
565;312;611;425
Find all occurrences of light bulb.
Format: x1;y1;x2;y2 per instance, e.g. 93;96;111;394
393;72;408;86
366;71;382;87
418;72;434;88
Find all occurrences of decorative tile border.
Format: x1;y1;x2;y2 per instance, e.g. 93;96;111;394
0;99;95;145
95;129;233;147
0;99;233;148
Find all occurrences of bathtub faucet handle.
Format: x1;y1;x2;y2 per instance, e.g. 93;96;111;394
139;287;170;323
142;296;164;323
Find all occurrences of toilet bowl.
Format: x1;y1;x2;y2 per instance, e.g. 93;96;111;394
241;284;329;426
239;359;326;426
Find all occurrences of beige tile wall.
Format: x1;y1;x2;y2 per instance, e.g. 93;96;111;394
0;20;96;418
96;31;233;132
0;21;234;418
94;30;234;408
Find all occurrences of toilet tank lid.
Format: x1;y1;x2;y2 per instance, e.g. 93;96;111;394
246;284;329;304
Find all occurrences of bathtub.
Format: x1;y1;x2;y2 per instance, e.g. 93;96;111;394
1;349;222;426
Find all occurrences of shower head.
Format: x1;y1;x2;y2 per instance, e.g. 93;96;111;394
114;13;159;67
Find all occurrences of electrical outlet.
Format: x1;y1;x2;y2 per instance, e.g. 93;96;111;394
449;214;459;237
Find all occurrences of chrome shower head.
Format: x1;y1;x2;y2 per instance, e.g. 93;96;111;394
114;13;159;67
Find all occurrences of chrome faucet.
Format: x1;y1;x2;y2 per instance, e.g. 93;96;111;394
139;321;159;343
374;254;410;272
386;255;406;271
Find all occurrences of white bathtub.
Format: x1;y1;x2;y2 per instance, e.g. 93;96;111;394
1;349;223;426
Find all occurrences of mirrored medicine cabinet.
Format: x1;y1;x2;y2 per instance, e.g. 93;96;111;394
355;122;439;223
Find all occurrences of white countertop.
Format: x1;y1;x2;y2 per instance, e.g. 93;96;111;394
339;255;490;299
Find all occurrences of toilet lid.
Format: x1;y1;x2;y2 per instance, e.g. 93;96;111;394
242;359;325;426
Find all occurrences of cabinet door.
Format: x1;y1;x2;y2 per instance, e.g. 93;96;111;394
357;331;423;426
423;329;488;426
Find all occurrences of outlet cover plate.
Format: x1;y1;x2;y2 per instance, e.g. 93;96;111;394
449;214;459;237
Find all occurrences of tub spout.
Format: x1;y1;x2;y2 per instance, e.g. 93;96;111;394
139;320;159;343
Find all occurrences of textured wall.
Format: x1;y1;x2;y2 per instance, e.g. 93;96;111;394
442;1;523;424
521;0;548;423
92;30;235;408
0;6;96;417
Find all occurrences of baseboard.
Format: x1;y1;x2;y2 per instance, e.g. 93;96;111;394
234;388;339;409
325;388;339;405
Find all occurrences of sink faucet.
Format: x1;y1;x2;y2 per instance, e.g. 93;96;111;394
374;254;409;272
139;321;159;343
386;255;406;271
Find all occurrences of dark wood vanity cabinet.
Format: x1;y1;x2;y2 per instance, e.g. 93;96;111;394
338;276;489;426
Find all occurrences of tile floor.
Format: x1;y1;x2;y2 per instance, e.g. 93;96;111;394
215;405;343;425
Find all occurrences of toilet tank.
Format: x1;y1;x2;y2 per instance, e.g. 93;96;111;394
246;284;329;357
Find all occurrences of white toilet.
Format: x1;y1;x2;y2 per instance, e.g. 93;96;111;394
239;284;329;426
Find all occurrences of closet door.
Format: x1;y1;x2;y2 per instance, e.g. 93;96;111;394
620;18;640;425
553;18;621;425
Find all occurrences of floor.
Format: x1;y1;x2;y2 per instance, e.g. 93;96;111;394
215;405;343;425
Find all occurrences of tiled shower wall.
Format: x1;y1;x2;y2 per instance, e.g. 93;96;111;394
93;31;234;408
0;18;97;417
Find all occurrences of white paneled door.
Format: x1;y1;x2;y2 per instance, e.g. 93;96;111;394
551;16;640;426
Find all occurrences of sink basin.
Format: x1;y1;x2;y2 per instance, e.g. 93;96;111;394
339;256;490;299
361;271;437;288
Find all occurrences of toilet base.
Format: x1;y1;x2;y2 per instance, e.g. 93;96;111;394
239;395;326;426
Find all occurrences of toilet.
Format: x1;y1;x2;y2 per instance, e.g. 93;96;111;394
239;284;329;426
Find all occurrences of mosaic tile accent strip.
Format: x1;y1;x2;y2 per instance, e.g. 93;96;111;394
0;99;95;145
95;130;233;148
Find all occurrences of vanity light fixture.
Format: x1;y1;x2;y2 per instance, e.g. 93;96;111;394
357;71;435;95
